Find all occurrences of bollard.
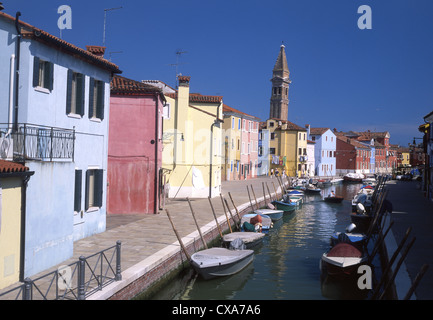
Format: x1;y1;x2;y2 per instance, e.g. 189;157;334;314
77;256;86;300
115;240;122;281
23;278;32;300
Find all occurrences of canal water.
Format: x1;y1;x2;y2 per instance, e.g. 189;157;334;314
149;183;377;300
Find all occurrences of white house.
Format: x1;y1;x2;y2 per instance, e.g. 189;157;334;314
0;11;121;278
305;125;337;177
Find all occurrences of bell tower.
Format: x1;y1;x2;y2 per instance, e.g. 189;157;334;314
270;44;291;120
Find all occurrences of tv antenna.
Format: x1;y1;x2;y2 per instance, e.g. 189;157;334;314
168;49;188;88
103;6;122;47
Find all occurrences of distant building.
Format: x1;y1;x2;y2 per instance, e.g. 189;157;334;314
222;104;259;181
270;44;291;121
258;124;270;176
335;136;371;175
306;126;336;177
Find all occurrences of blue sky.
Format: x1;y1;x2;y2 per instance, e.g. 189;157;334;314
3;0;433;146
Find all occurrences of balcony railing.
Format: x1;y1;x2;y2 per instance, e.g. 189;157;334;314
0;123;75;162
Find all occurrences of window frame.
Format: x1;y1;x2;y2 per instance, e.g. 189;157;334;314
33;57;54;91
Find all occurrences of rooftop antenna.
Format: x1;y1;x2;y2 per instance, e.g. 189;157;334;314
103;6;122;47
168;49;187;89
109;51;123;61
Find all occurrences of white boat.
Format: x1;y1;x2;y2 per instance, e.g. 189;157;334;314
330;178;343;185
190;247;254;280
254;208;284;221
320;243;367;279
222;232;265;249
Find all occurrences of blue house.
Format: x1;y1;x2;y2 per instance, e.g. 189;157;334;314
258;123;270;176
0;11;121;278
306;126;336;177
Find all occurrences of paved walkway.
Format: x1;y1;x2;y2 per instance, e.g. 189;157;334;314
384;180;433;300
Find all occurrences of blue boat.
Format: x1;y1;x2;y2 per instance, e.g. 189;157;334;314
272;200;296;213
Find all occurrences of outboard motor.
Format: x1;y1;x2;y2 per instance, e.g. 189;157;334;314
346;223;357;233
229;238;246;251
356;203;366;215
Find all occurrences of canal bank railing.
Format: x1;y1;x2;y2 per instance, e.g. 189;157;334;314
0;241;122;300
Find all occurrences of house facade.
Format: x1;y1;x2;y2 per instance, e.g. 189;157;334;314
258;124;270;176
306;126;336;177
222;104;259;181
420;111;433;201
108;75;165;215
162;76;223;198
0;12;120;277
336;136;371;175
0;161;33;289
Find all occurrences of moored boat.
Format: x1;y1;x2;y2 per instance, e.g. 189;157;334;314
320;242;367;279
241;213;273;233
190;247;254;280
222;232;265;249
324;195;344;203
254;208;284;222
305;184;321;194
343;173;365;183
272;200;296;213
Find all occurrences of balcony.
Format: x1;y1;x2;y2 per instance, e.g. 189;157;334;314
0;123;75;162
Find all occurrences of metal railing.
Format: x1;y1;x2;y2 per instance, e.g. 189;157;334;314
0;241;121;300
0;123;75;162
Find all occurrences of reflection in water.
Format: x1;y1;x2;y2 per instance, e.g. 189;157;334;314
150;184;367;300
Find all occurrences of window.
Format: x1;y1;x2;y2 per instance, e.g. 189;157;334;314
271;133;275;140
89;78;105;120
270;148;276;155
33;57;54;91
163;103;171;119
238;119;241;130
74;170;82;212
232;117;235;129
66;69;85;116
85;169;103;210
269;122;274;127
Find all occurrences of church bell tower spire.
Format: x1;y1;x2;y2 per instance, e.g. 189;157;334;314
270;44;291;120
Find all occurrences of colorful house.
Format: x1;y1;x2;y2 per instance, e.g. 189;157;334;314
258;124;270;176
0;161;33;289
222;104;259;181
162;76;223;198
108;75;165;215
335;136;371;175
263;118;307;177
306;126;336;177
0;11;120;277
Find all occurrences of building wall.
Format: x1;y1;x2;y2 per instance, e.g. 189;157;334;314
0;177;22;289
108;94;163;214
312;129;336;176
0;19;112;277
258;129;270;176
162;88;223;198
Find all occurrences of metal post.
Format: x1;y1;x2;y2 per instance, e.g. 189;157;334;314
23;277;32;300
115;240;122;281
77;256;86;300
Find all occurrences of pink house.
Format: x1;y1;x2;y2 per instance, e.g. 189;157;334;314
108;75;165;214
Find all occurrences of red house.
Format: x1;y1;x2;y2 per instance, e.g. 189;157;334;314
108;75;165;214
336;136;371;174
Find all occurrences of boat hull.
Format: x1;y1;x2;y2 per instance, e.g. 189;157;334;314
320;243;366;279
254;209;284;221
191;248;254;280
222;232;265;249
324;196;344;203
272;200;296;213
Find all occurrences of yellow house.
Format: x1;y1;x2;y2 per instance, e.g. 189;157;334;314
162;76;223;198
0;161;33;290
264;118;307;177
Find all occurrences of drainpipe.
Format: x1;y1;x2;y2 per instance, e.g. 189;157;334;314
14;12;22;133
7;54;15;137
154;93;160;214
209;104;223;198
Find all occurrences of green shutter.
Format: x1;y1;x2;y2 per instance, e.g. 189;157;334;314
88;77;95;118
85;170;90;210
97;81;105;120
77;73;85;116
74;170;82;212
33;57;40;87
66;69;73;114
46;62;54;91
94;169;104;207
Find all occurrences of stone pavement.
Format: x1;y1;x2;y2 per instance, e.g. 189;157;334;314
383;180;433;300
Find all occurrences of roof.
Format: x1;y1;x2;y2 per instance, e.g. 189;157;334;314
111;75;165;100
223;104;260;121
165;92;223;104
0;160;29;173
0;11;121;74
266;118;306;131
273;44;290;79
337;136;370;149
309;127;330;135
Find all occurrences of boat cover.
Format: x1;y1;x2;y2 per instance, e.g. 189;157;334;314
191;248;254;269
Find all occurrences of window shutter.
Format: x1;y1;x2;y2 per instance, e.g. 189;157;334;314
66;69;73;114
94;169;104;207
46;62;54;91
97;81;105;120
74;170;82;212
88;77;95;118
85;170;90;210
33;57;40;87
77;73;85;116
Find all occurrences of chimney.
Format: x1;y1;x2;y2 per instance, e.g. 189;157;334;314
86;45;106;57
178;75;191;87
305;124;310;138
